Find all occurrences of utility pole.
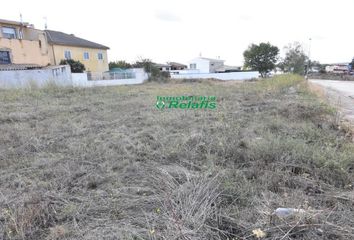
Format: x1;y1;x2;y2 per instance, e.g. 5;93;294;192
306;38;312;80
43;17;48;30
308;38;312;59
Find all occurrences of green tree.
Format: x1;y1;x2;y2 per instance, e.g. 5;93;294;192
133;58;170;82
350;58;354;71
243;42;279;77
132;58;156;73
309;60;321;69
59;59;85;73
109;60;132;70
281;42;308;75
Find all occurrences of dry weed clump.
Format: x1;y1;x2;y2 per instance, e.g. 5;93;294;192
1;193;57;239
146;167;221;239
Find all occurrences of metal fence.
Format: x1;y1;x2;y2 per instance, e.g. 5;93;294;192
87;71;136;81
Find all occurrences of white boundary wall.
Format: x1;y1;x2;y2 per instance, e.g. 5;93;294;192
0;65;72;89
72;68;148;87
171;71;259;81
0;67;148;89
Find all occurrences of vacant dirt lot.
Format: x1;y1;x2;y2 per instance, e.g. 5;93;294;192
0;75;353;239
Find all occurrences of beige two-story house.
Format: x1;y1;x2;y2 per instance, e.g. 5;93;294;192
0;18;110;73
45;30;109;72
0;19;50;66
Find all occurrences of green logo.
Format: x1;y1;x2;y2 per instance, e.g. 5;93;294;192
156;96;217;110
156;100;165;109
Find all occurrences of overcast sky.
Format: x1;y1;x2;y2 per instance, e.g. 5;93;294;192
2;0;353;66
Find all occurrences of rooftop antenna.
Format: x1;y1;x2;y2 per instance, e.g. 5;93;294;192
43;17;48;30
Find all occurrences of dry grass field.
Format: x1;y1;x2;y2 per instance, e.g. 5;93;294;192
0;75;353;239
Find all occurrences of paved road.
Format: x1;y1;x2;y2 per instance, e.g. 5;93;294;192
309;79;354;124
309;80;354;98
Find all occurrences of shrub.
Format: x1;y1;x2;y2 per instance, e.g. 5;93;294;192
109;60;132;70
59;59;85;73
132;58;170;82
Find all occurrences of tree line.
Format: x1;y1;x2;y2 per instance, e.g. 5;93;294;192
109;42;322;78
60;43;353;78
243;42;321;77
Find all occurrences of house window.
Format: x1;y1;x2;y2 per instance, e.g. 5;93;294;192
2;27;17;39
83;52;89;60
190;63;197;69
0;51;11;64
64;50;71;59
97;53;103;60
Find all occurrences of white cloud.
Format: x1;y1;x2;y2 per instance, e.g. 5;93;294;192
155;10;181;22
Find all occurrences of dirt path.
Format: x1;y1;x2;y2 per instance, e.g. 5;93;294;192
309;79;354;129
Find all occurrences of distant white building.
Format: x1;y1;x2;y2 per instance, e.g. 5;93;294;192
154;63;171;71
325;63;349;73
167;56;259;80
154;62;188;72
187;57;242;73
188;57;225;73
